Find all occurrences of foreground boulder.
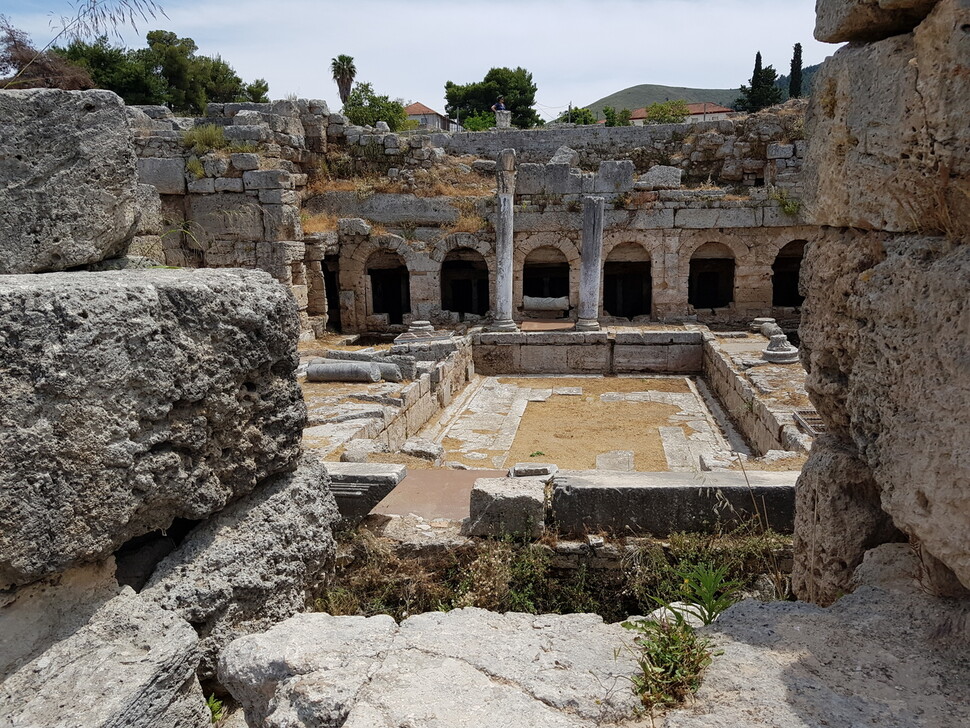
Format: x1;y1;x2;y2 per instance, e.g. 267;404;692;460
663;544;970;727
143;455;339;679
220;608;642;727
0;589;209;728
0;268;305;589
0;89;138;273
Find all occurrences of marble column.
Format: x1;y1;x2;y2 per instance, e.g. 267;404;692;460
576;195;604;331
488;148;518;332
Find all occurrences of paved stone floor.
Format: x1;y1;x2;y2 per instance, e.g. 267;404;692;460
423;375;745;472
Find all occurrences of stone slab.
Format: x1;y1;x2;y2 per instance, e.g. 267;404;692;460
463;476;546;538
550;470;796;536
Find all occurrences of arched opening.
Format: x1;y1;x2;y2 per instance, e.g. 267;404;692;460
523;246;569;299
366;250;410;325
441;248;489;319
603;243;652;319
772;240;806;307
688;242;735;309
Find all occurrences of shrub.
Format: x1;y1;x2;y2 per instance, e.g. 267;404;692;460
182;123;226;155
621;617;714;709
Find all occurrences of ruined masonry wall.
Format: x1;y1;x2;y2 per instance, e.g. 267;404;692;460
794;0;970;603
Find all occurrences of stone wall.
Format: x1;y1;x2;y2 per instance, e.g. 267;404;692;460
794;0;970;604
431;102;807;186
471;329;704;376
702;333;811;456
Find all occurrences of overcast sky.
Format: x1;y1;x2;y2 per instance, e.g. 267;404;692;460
3;0;836;119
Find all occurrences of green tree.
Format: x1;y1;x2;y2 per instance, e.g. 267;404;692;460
331;54;356;105
602;106;632;127
644;99;690;124
444;66;541;129
554;106;596;125
56;35;164;102
244;77;269;103
735;51;783;113
342;81;407;130
788;43;803;99
460;110;496;131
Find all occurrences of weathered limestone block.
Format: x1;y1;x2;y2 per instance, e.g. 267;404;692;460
137;157;186;195
792;436;902;605
805;0;970;233
0;560;120;680
134;184;163;236
0;590;209;728
220;609;641;728
594;160;635;193
143;455;338;678
815;0;940;42
0;269;305;588
463;476;546;538
637;164;682;190
0;89;138;273
663;544;970;728
186;193;263;242
800;229;970;590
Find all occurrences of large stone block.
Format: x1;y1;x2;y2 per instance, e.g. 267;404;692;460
0;89;138;273
0;590;208;728
186;193;264;242
0;269;305;588
137;157;186;195
463;476;546;538
800;230;970;589
815;0;939;42
143;455;339;678
805;0;970;233
220;609;641;728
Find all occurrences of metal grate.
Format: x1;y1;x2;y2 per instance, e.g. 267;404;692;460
794;409;826;437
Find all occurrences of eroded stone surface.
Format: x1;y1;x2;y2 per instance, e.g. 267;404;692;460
0;89;138;273
220;608;642;728
662;544;970;728
815;0;939;42
0;269;304;588
143;455;339;679
0;589;209;728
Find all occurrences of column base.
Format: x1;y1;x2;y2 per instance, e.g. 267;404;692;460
486;318;519;332
575;319;601;332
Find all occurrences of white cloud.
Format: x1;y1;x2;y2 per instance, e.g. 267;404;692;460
3;0;835;119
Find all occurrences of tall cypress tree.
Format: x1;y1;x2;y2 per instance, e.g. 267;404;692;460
789;43;803;99
735;51;783;112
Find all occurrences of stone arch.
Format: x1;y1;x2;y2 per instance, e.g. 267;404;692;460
688;241;735;310
602;242;653;320
513;235;580;316
772;239;807;307
440;247;491;318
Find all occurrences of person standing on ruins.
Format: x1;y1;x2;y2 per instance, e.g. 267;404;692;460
491;96;506;112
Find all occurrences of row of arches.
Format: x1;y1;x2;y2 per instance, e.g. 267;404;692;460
360;240;806;324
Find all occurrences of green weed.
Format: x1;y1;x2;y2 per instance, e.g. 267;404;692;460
182;123;227;155
621;617;713;710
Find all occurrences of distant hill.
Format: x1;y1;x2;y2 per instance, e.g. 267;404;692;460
585;64;823;118
585;84;741;118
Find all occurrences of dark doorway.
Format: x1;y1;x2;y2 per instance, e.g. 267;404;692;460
441;248;490;319
772;240;806;307
523;247;570;298
688;243;735;309
367;251;410;325
603;243;652;319
323;257;341;330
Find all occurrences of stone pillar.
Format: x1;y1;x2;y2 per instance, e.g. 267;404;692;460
488;149;518;332
576;195;604;331
495;110;512;129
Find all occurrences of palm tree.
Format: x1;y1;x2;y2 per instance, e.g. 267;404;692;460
330;54;356;106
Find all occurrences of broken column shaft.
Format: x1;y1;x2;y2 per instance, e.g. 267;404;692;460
488;148;518;332
576;195;605;331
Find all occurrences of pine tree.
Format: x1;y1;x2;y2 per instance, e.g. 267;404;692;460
789;43;803;99
735;51;783;113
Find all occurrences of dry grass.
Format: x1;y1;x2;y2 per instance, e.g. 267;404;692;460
496;376;692;396
302;212;339;234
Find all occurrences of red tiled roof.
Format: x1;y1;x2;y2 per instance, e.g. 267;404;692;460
628;102;733;120
405;102;442;116
685;102;733;115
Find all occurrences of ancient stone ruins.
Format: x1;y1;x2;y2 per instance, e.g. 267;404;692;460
0;1;968;726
